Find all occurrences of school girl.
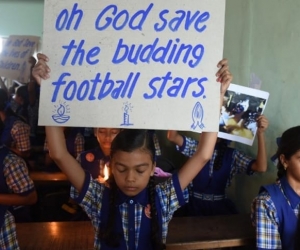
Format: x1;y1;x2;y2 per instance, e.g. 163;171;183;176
0;89;31;159
0;144;37;249
32;53;231;249
251;126;300;250
168;114;268;216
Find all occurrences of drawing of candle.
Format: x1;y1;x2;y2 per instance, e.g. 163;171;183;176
191;102;205;130
121;102;133;126
124;105;129;124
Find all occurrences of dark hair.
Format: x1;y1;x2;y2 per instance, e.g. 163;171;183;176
276;126;300;179
99;129;165;249
15;85;29;121
110;129;155;161
213;139;228;171
0;89;26;132
15;85;29;103
0;88;16;118
0;88;8;111
275;126;300;250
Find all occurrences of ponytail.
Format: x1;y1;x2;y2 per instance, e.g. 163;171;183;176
213;139;228;171
149;176;165;250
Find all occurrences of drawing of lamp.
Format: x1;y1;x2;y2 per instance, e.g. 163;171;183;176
52;104;70;124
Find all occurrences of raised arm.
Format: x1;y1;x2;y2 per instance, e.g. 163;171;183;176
32;54;86;192
251;115;268;172
167;130;184;146
178;59;232;190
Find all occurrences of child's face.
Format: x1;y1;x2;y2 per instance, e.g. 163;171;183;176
111;149;155;197
95;128;121;151
283;150;300;181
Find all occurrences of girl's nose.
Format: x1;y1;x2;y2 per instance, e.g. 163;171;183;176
125;171;135;182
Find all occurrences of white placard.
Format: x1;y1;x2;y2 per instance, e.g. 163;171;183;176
218;84;270;145
0;35;39;82
39;0;226;132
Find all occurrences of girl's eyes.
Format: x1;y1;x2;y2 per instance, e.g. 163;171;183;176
116;168;145;174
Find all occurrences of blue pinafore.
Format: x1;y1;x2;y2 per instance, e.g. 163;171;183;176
99;187;163;250
260;177;299;250
187;147;238;216
79;147;109;179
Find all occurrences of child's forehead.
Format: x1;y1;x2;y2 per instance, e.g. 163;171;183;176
112;149;152;162
96;127;120;132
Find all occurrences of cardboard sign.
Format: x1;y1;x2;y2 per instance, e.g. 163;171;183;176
218;84;269;145
39;0;226;132
0;35;39;82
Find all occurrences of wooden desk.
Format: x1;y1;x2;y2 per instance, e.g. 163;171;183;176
167;214;255;249
17;214;255;250
29;171;69;183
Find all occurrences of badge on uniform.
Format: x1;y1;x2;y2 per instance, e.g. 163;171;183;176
86;153;95;162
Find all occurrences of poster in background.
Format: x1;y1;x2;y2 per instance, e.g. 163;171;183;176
218;83;269;145
39;0;226;132
0;35;39;83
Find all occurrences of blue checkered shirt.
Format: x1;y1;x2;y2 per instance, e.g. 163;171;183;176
0;150;35;249
177;136;254;188
251;180;299;249
70;173;188;250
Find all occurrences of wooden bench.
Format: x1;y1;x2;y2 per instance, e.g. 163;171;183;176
29;171;69;184
16;214;255;249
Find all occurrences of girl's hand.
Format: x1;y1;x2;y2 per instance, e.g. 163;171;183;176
256;115;269;134
167;130;179;142
32;53;50;85
216;58;232;95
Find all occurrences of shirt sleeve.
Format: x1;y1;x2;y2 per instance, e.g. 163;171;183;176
231;149;255;175
70;172;105;228
10;121;31;152
176;136;198;157
251;191;282;250
74;133;85;158
156;174;189;221
3;152;35;195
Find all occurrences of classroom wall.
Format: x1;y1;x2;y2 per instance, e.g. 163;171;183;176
0;0;44;38
1;0;299;213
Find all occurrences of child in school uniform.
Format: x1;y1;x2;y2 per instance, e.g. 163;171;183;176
78;128;166;180
168;114;268;216
33;53;231;249
0;144;37;249
251;126;300;250
0;89;31;159
63;128;170;217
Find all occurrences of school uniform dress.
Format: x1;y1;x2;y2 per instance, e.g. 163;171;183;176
0;145;35;250
77;147;110;179
0;115;31;153
70;173;188;250
177;136;255;216
251;176;300;250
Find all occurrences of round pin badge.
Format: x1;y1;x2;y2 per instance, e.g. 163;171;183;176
86;153;95;162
